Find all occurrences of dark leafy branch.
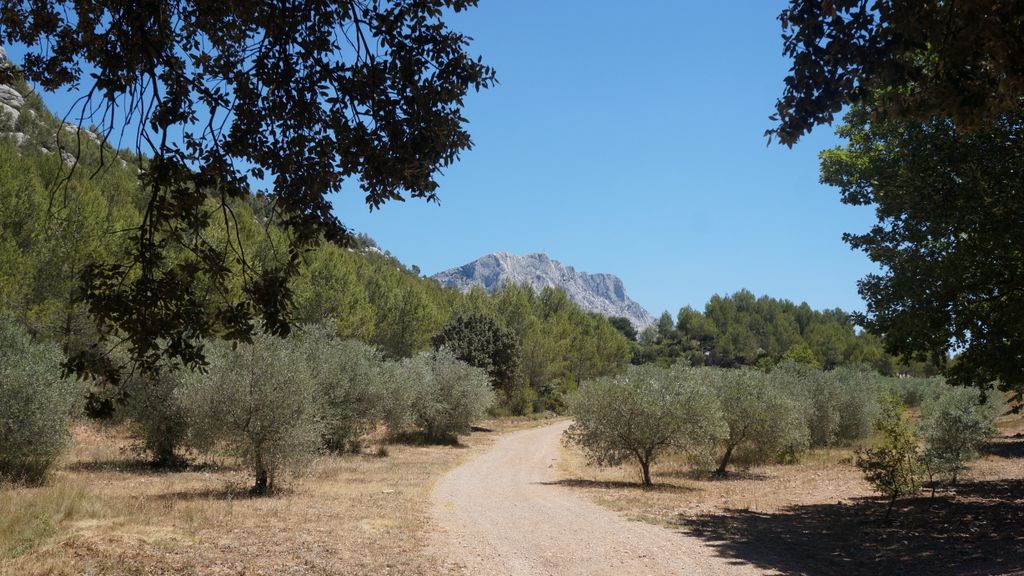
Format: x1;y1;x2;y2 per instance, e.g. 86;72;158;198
0;0;495;382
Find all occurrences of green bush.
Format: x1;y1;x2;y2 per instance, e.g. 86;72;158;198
886;376;945;408
919;387;999;485
300;325;386;453
770;362;840;448
0;317;77;484
832;366;883;444
120;366;190;466
856;394;921;520
394;349;494;443
180;335;323;495
712;368;809;475
566;365;725;486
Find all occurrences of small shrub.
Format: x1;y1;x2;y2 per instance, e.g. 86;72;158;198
565;365;726;486
0;317;77;484
856;393;921;520
180;335;323;495
919;386;999;485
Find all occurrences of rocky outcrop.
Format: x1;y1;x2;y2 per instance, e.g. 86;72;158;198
0;48;25;136
433;252;655;330
0;47;119;167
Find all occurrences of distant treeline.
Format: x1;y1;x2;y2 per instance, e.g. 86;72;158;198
614;290;936;377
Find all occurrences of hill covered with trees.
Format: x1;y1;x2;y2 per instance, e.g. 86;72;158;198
626;290;933;376
0;75;632;416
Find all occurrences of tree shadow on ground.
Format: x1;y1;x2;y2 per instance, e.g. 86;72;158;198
65;458;229;474
155;484;294;501
388;431;468;448
540;478;693;493
676;478;1024;576
981;435;1024;459
664;469;770;482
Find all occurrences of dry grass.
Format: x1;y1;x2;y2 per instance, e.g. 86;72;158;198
558;412;1024;575
1;417;547;576
558;440;875;525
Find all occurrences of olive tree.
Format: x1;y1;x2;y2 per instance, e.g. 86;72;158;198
180;335;323;495
121;366;190;467
564;365;726;486
0;317;78;483
393;350;494;443
770;362;840;448
299;325;386;453
919;387;1000;485
832;366;883;444
712;368;809;476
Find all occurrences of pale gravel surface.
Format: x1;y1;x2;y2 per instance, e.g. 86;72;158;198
429;420;773;576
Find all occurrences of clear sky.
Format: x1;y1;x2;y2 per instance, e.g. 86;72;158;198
12;1;879;318
330;0;879;317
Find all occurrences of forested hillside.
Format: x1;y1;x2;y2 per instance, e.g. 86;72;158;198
0;84;632;414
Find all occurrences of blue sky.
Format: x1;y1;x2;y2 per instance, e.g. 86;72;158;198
13;1;878;318
330;0;878;317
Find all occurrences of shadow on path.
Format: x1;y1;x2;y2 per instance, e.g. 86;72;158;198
676;478;1024;576
981;435;1024;459
541;478;693;493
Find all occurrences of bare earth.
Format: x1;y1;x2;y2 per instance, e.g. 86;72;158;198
429;420;770;576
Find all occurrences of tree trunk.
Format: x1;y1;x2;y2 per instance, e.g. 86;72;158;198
884;495;896;523
715;444;735;477
252;464;270;496
639;457;652;487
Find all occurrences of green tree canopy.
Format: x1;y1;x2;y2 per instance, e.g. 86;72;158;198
432;313;521;395
607;316;638;342
821;103;1024;402
771;0;1024;145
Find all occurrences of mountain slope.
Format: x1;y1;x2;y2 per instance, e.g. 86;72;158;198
433;252;655;330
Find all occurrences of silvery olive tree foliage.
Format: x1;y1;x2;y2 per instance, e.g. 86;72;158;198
831;366;883;444
0;0;495;383
299;323;387;453
564;365;726;487
771;362;885;448
180;334;323;495
392;349;494;443
770;362;840;448
919;387;1000;486
712;368;809;476
0;315;78;484
121;365;191;467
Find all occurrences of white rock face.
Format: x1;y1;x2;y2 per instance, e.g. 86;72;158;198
0;85;22;128
433;252;655;330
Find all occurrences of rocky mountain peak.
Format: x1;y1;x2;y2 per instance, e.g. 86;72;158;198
433;252;654;330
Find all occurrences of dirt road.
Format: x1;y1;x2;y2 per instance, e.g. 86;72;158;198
429;420;771;576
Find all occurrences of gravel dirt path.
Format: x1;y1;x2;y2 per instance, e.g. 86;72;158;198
429;420;772;576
